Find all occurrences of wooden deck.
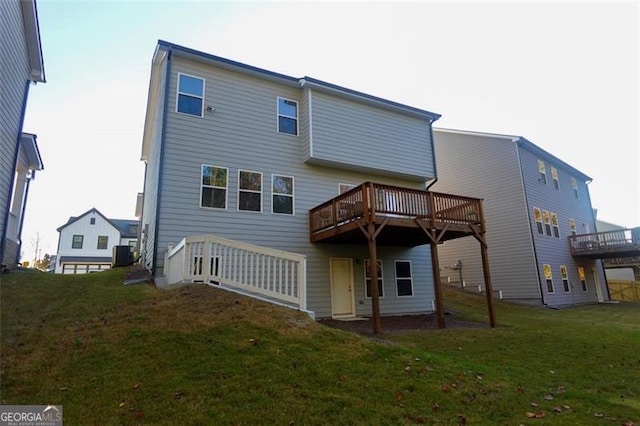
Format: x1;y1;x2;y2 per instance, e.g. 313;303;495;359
569;228;640;259
309;182;485;245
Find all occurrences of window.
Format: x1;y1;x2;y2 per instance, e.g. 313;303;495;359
238;170;262;212
177;73;204;117
395;261;414;297
128;240;138;253
551;167;559;190
339;183;356;194
533;207;543;234
560;265;570;292
97;236;108;250
571;178;579;199
542;210;552;236
569;219;577;236
364;260;383;298
538;160;547;185
543;264;554;293
277;97;298;135
272;175;294;215
90;218;96;225
578;267;587;291
201;165;228;209
72;235;84;249
550;213;560;238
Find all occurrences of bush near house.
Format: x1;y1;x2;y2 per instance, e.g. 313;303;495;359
1;268;638;425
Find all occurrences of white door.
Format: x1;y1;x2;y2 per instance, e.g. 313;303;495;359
330;258;355;318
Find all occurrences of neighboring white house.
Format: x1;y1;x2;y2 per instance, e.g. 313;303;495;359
54;208;138;274
0;0;46;269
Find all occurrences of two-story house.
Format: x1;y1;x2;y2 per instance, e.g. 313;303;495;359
55;208;138;274
432;128;608;307
0;0;46;269
138;41;493;329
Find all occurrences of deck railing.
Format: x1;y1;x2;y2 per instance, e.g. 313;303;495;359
309;182;483;234
569;228;640;256
164;235;307;311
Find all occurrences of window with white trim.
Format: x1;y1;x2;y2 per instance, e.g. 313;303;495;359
538;160;547;185
364;260;383;298
277;97;298;135
560;265;570;292
543;264;554;293
578;267;587;291
533;207;543;234
177;73;204;117
339;183;356;194
550;213;560;238
238;170;262;212
569;219;577;236
97;235;108;250
571;177;579;199
551;167;559;190
201;165;228;209
395;260;414;297
272;175;294;215
542;210;552;236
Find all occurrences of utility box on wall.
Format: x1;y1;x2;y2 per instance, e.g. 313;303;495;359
112;245;133;267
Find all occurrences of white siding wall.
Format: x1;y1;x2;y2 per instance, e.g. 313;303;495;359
0;0;31;266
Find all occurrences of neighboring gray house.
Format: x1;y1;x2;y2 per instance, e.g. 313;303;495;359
54;208;138;274
432;128;608;307
0;0;46;269
138;41;490;325
596;219;639;282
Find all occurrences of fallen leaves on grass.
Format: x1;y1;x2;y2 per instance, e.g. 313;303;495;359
525;411;546;419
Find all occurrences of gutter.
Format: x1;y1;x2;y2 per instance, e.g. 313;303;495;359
426;118;440;190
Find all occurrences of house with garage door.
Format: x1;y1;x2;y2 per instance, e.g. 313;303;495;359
1;0;46;269
432;128;612;307
55;208;138;274
138;41;496;332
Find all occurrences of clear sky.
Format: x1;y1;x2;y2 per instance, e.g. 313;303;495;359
21;1;639;263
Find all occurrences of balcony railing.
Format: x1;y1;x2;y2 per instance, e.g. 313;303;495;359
309;182;483;239
569;228;640;258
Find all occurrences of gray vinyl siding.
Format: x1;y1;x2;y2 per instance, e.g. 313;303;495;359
518;145;606;305
306;90;435;182
152;56;436;318
432;130;541;302
0;0;31;266
140;59;168;272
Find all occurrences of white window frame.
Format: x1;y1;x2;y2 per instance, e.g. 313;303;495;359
97;235;109;250
569;218;577;236
571;177;579;199
395;260;414;297
237;170;263;213
364;259;384;298
538;160;547;185
338;183;357;195
176;72;205;118
72;234;84;249
533;207;543;234
578;267;588;291
551;167;559;190
542;210;552;236
200;165;228;210
543;264;554;293
277;97;298;136
560;265;570;292
550;212;560;238
272;174;295;215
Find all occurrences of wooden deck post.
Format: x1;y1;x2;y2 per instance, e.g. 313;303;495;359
430;240;446;329
367;222;382;334
480;240;497;328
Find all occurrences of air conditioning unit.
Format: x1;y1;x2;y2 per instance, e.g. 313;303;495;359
112;245;133;267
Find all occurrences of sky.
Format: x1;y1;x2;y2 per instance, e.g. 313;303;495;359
20;1;639;263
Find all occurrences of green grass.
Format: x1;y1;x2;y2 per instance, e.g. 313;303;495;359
1;268;639;425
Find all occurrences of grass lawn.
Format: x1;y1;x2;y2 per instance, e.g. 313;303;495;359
1;267;639;425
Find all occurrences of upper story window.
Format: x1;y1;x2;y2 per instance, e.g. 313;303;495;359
72;234;84;249
550;213;560;238
551;167;559;190
277;97;298;136
569;219;577;236
533;207;543;234
395;261;414;297
272;175;294;215
364;260;384;298
542;210;552;236
97;236;109;250
571;177;579;199
177;73;205;117
238;170;262;212
538;160;547;185
201;165;228;209
90;218;96;225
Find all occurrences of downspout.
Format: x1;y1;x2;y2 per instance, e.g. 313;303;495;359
515;139;546;304
14;170;34;265
1;81;31;267
425;119;439;190
151;49;172;276
585;178;609;300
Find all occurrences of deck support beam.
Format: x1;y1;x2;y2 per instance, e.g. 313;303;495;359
357;219;389;334
471;224;497;328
